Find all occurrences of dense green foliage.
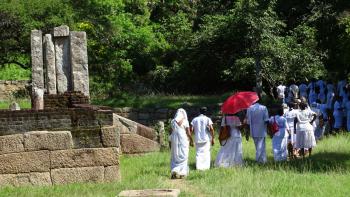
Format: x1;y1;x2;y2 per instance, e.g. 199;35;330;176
0;64;31;80
0;134;349;196
1;0;350;96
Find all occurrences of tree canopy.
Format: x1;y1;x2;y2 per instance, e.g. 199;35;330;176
1;0;350;96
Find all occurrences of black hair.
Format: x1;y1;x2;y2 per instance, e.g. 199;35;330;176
200;107;207;114
300;102;307;110
277;107;284;116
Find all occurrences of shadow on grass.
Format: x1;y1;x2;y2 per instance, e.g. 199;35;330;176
242;152;350;174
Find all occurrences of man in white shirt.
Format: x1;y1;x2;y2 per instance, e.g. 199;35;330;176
246;100;269;163
277;84;286;103
191;107;215;170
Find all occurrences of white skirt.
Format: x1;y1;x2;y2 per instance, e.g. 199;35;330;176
215;137;243;167
272;136;288;161
295;129;316;149
195;141;211;170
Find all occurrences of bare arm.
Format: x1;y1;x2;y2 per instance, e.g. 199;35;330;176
186;127;194;147
310;114;317;124
209;125;215;146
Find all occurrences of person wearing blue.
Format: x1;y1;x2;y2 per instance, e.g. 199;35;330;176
333;96;344;132
246;99;269;163
308;79;318;105
299;81;308;99
326;82;335;110
337;79;347;97
269;107;290;161
316;79;326;93
311;100;327;141
345;95;350;132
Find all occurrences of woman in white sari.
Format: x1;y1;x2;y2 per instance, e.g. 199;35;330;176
215;115;244;167
170;108;193;179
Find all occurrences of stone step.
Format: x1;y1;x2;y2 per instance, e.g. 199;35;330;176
120;134;160;154
118;189;180;197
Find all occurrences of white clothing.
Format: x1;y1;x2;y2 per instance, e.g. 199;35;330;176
195;141;211;170
296;109;315;132
269;115;289;161
284;109;299;144
277;85;286;99
269;115;289;138
295;110;316;149
170;109;190;176
215;116;243;167
246;103;269;137
253;137;267;163
289;84;299;99
191;114;213;143
191;114;213;170
247;103;268;163
272;135;288;161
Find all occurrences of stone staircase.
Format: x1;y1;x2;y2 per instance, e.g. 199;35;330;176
113;114;161;154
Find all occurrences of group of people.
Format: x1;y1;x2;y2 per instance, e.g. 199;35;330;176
169;107;215;179
276;78;350;133
169;102;276;179
169;78;350;179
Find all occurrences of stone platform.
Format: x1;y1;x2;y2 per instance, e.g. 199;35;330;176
118;189;180;197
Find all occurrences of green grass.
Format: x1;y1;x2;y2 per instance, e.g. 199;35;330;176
92;93;234;109
0;99;31;109
0;133;349;197
0;64;31;80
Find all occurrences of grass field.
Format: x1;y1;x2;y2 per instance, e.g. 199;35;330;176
0;99;31;109
0;133;349;197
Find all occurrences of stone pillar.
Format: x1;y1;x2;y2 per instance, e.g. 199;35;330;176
31;30;44;109
32;87;44;110
54;25;71;94
156;121;165;148
43;34;57;94
70;31;89;97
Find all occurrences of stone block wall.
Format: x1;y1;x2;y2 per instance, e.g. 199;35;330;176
0;108;113;135
0;108;120;187
44;91;89;109
113;114;160;154
114;105;221;126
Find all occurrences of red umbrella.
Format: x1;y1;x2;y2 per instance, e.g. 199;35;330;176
221;91;259;114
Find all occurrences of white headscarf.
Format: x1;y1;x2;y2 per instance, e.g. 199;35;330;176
173;108;189;128
174;108;188;122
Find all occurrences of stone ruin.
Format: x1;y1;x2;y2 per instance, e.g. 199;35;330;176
31;25;89;109
0;26;162;187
